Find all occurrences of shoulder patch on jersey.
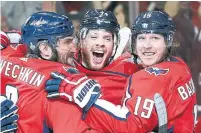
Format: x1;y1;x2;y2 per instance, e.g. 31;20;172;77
145;67;169;76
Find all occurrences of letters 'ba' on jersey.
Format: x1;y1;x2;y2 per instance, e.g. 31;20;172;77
85;57;197;133
1;45;91;133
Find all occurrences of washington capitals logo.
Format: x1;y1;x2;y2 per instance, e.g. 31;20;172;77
145;67;169;76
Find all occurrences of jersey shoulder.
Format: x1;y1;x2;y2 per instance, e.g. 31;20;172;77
139;56;191;78
1;44;28;57
1;56;72;91
104;52;143;75
1;55;71;76
132;56;192;90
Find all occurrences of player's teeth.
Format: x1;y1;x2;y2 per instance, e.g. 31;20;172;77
94;51;104;54
143;52;154;56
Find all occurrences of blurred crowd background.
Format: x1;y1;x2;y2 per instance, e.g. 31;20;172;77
1;1;201;116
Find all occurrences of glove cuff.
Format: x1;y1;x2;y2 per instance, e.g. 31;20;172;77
73;79;101;108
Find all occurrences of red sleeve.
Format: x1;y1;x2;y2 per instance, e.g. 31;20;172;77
85;59;197;133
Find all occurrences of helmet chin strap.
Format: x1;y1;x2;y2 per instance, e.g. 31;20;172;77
80;28;88;40
112;33;118;55
106;32;119;65
166;34;174;48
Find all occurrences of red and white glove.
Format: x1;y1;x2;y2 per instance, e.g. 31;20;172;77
45;68;101;112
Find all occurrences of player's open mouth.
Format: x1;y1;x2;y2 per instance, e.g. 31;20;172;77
143;52;155;56
92;50;104;64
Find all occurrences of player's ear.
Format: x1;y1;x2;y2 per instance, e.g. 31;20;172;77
38;41;53;60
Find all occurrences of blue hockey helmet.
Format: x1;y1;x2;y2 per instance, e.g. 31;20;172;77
80;9;120;39
21;11;74;50
131;10;176;49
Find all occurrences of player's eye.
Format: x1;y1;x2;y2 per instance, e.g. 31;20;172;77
105;37;112;42
152;37;159;41
65;39;73;44
90;36;97;40
137;36;145;40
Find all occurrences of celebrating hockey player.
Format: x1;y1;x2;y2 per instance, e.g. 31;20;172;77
1;12;101;133
45;9;142;132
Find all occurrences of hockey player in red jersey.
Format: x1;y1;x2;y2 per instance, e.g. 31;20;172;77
1;12;101;133
46;11;197;132
74;9;142;105
45;9;142;133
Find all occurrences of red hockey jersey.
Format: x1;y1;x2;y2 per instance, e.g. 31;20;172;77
1;48;91;133
85;57;197;133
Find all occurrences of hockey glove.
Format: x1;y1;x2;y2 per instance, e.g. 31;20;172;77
45;69;101;112
0;96;18;133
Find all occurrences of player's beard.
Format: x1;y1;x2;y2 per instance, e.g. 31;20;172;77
49;48;58;62
57;50;75;66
